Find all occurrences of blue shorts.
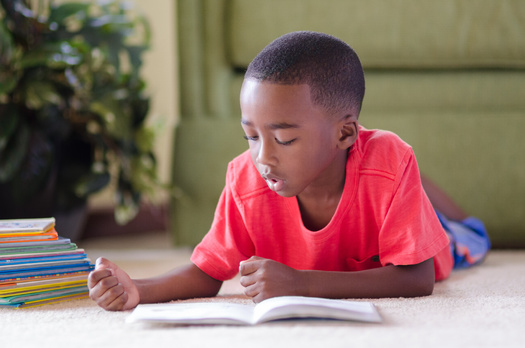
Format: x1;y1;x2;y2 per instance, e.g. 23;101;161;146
435;210;491;269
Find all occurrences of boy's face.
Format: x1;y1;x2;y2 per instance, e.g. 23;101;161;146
240;79;351;198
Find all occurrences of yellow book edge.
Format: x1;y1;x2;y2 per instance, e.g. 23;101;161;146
0;280;88;296
16;293;90;309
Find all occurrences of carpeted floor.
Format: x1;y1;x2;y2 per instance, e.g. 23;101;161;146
1;231;524;348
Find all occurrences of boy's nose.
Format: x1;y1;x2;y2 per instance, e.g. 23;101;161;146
255;140;276;166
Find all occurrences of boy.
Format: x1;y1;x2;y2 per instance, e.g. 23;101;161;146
88;31;489;311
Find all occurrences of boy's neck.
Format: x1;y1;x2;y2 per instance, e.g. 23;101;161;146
296;150;348;231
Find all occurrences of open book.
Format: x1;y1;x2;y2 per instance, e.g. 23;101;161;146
126;296;382;325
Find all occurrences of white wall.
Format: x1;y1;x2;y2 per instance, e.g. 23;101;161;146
133;0;178;194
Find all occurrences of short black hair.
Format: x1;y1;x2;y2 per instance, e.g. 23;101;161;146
245;31;365;116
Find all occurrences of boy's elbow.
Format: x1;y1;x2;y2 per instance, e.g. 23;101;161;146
398;258;435;297
415;278;435;297
407;258;436;297
398;276;434;298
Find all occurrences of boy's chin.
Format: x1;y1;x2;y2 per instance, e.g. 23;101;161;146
271;187;298;198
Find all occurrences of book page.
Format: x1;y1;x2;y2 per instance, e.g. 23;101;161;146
253;296;382;324
126;302;256;325
126;297;382;326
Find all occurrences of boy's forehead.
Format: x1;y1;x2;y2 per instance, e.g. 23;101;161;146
239;79;336;128
240;80;315;125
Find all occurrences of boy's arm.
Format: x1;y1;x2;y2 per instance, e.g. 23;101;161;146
239;256;435;303
88;258;222;311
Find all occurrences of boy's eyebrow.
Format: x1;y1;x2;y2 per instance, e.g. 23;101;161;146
268;122;300;130
241;119;300;130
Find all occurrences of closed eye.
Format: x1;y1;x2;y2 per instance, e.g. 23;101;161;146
243;135;258;141
275;138;297;146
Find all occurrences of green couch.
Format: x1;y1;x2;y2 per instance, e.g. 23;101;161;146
171;0;525;248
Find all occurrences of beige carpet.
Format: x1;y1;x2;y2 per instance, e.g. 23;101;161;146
1;232;524;348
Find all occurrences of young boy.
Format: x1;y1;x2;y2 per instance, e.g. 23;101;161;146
88;31;489;311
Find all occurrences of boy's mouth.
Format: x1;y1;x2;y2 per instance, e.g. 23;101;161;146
262;174;285;192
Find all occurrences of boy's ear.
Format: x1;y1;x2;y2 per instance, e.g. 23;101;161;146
337;115;359;149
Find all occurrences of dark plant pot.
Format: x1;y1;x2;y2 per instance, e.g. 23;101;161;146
0;171;56;219
0;169;88;241
53;202;88;242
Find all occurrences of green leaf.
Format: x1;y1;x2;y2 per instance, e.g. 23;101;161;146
74;171;111;197
114;184;140;225
0;19;18;95
89;97;133;139
134;126;155;153
48;3;90;25
24;81;61;109
89;14;133;29
130;152;158;195
114;168;141;224
0;78;18;95
137;14;152;48
19;41;83;69
0;18;15;61
114;201;138;225
17;50;49;69
126;45;146;81
0;122;30;182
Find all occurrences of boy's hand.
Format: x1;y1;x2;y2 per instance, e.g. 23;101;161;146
87;257;140;311
239;256;307;303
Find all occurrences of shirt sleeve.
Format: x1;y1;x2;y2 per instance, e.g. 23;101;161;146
378;149;450;267
191;164;255;281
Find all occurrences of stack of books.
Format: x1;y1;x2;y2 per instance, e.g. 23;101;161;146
0;217;94;308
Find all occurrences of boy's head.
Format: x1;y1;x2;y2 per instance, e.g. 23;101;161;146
245;31;365;117
240;32;363;199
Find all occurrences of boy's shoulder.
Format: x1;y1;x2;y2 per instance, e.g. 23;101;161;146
356;127;414;173
358;127;411;151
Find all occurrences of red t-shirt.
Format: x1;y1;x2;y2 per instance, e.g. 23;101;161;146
191;127;453;282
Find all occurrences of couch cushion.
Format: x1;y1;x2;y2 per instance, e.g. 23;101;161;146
228;0;525;69
229;70;525;116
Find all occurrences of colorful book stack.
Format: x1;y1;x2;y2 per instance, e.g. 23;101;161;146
0;217;94;308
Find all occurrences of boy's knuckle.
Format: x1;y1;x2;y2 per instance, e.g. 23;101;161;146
99;276;117;289
87;271;100;285
107;284;123;297
113;293;128;308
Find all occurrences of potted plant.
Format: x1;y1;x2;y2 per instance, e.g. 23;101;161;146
0;0;161;239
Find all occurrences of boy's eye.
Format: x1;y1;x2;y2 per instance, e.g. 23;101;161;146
275;138;297;146
243;135;296;145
